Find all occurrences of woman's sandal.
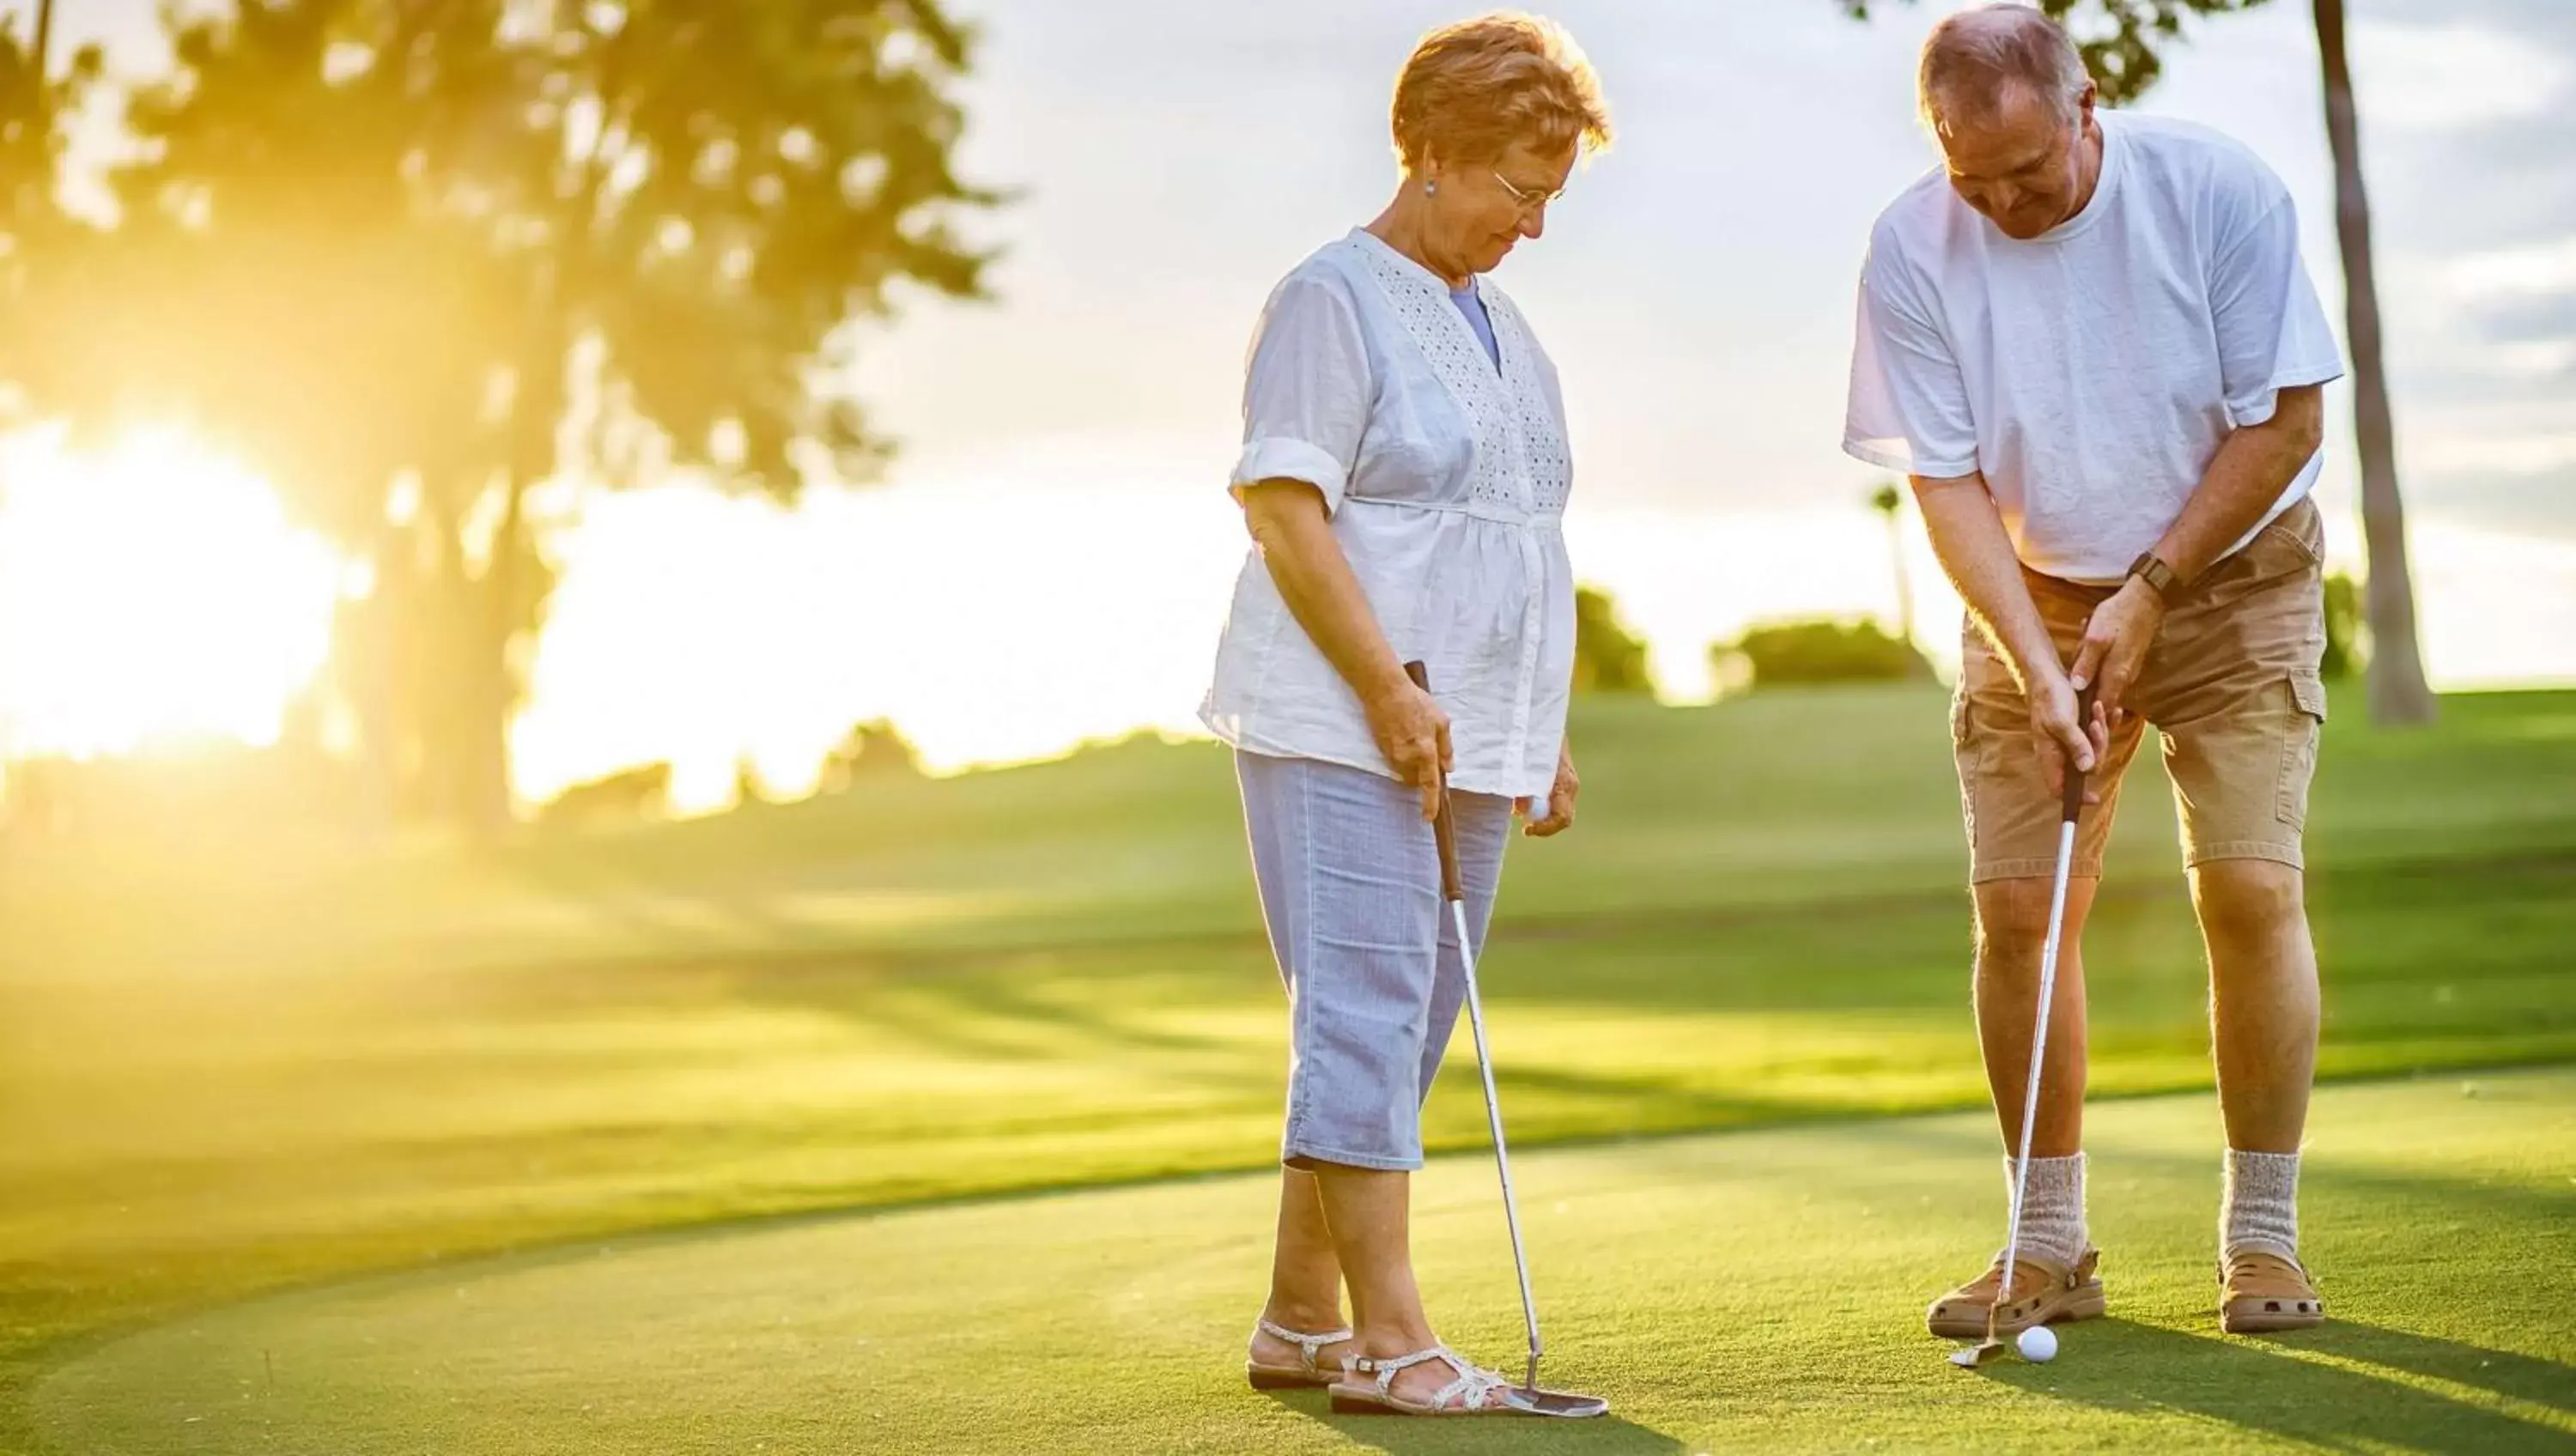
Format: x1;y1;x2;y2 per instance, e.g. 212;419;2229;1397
1245;1319;1355;1391
1328;1344;1515;1416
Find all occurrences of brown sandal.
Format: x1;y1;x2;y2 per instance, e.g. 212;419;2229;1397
1245;1319;1353;1390
2221;1251;2324;1333
1927;1247;2106;1339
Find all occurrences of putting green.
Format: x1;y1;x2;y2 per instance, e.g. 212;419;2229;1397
32;1071;2576;1455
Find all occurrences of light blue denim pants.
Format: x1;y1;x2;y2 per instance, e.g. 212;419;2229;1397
1236;750;1510;1171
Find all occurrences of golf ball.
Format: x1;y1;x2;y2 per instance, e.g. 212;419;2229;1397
2017;1325;2058;1362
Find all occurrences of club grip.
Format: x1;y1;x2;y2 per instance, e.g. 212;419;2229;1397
2061;684;2097;824
1402;661;1465;903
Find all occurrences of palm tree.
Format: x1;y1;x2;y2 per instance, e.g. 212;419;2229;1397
2313;0;2435;723
1871;481;1917;652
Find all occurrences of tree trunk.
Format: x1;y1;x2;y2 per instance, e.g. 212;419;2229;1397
453;485;523;839
450;282;569;839
2314;0;2436;725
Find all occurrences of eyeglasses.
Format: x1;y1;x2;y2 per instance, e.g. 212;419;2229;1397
1490;170;1569;215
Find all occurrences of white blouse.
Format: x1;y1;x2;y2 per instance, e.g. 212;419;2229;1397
1200;229;1576;801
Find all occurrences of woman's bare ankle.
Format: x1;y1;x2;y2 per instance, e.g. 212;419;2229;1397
1354;1316;1439;1357
1257;1296;1346;1336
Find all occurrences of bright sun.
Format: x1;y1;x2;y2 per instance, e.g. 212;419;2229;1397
0;428;345;761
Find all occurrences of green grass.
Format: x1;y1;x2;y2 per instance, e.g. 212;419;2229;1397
3;684;2573;1452
28;1071;2576;1453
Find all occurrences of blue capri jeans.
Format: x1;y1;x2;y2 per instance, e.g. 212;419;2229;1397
1236;750;1510;1172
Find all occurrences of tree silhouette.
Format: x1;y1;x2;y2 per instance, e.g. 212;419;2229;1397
1844;0;2435;724
24;0;995;830
0;2;102;428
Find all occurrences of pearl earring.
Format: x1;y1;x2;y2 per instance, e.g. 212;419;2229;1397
1424;179;1437;197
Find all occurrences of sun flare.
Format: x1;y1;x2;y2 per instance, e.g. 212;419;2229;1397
0;428;345;761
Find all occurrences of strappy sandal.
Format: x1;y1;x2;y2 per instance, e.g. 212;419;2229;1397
1927;1247;2106;1339
2221;1251;2324;1334
1245;1319;1355;1391
1329;1344;1513;1416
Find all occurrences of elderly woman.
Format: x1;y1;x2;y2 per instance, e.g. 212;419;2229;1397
1199;12;1609;1418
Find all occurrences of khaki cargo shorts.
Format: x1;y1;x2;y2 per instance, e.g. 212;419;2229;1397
1953;497;2330;883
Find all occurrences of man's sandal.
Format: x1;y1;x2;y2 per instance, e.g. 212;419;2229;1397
1245;1319;1355;1391
2221;1251;2324;1333
1927;1247;2106;1339
1328;1344;1514;1416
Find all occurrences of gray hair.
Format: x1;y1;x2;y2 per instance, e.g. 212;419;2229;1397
1918;4;2089;138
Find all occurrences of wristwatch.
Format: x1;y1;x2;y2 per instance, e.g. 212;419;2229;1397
2126;550;2182;604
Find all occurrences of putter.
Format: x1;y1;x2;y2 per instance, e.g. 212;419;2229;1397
1404;663;1608;1419
1953;691;2094;1370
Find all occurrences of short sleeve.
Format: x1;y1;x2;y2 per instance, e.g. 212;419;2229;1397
1844;237;1981;480
2209;176;2345;428
1231;271;1370;513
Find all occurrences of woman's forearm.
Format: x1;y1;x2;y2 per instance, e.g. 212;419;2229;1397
1241;482;1409;706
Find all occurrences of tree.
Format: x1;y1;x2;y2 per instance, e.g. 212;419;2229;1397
1844;0;2436;725
0;0;103;426
1869;480;1917;651
1572;585;1653;695
2310;0;2433;723
25;0;994;831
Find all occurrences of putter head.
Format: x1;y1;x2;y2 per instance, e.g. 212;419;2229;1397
1499;1354;1607;1417
1948;1338;2010;1369
1501;1385;1610;1418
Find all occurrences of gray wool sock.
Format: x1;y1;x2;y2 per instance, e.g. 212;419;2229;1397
2002;1152;2088;1269
2222;1150;2302;1262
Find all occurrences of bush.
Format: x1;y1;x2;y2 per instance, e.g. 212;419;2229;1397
819;719;922;792
1714;618;1932;690
1573;585;1653;695
2322;573;2366;681
538;762;673;826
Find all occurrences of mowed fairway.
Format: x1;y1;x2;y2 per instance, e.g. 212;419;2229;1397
31;1072;2576;1454
4;686;2574;1453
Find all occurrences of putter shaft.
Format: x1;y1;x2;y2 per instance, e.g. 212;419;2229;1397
1974;723;2090;1366
1994;815;2076;1342
1452;896;1544;1391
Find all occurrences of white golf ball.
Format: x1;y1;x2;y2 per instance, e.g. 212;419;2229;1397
2017;1325;2059;1362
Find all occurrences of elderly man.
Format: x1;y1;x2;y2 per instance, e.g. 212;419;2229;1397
1845;3;2345;1339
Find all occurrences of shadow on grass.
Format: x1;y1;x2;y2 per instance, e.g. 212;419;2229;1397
2309;1321;2576;1422
1256;1388;1685;1454
1978;1318;2575;1454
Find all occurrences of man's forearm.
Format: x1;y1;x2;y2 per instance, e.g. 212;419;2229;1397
1912;473;2061;690
2147;385;2326;584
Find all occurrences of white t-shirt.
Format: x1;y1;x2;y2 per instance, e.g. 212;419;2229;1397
1200;230;1576;799
1844;112;2346;584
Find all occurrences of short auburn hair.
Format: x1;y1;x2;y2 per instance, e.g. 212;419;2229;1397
1390;12;1612;173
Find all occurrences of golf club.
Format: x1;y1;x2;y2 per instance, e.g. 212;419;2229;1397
1953;689;2094;1370
1404;662;1608;1419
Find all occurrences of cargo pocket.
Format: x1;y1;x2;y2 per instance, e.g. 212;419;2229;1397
2254;513;2326;572
1951;679;1996;859
2275;674;2329;829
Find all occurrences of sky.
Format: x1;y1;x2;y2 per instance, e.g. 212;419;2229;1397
9;0;2576;807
